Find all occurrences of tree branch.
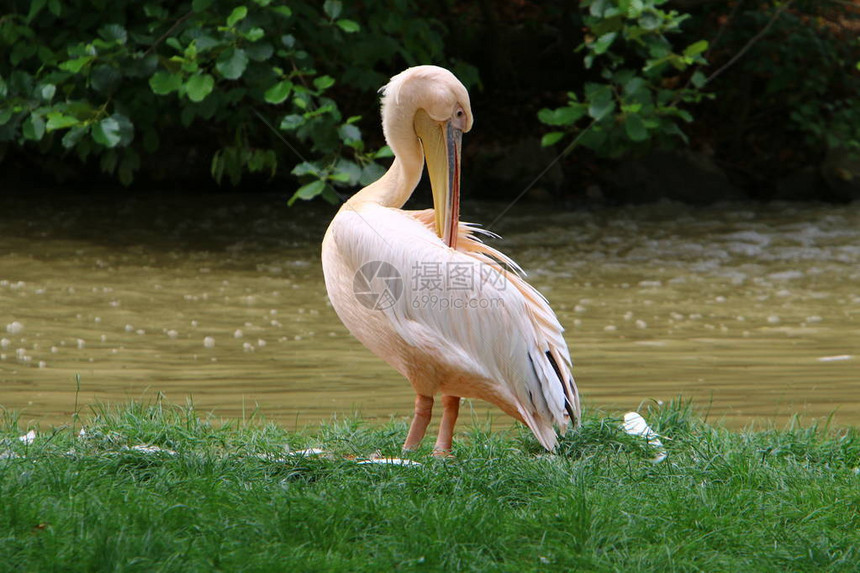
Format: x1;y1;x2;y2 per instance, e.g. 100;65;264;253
144;10;195;57
704;0;795;86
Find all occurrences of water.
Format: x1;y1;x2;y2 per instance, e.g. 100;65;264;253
1;192;858;429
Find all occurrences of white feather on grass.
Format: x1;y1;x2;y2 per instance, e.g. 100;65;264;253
287;448;327;457
622;412;667;462
357;457;422;467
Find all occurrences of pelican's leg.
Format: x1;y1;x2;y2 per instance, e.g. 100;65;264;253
403;394;434;451
433;395;461;454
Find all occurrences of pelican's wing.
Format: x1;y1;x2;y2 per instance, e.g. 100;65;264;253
409;209;580;434
329;204;578;450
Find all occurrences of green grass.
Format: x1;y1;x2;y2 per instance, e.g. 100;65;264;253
1;399;858;572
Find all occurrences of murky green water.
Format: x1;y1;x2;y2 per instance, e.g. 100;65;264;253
1;192;858;429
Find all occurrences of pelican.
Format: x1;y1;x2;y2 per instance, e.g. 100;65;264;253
321;65;579;452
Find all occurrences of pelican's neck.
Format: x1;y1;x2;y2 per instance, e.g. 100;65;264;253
345;94;426;210
345;151;423;210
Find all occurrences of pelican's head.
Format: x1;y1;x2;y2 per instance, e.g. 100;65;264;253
380;66;473;249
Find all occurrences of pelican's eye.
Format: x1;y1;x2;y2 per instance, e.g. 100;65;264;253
452;106;467;130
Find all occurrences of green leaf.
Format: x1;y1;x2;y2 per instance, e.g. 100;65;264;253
624;114;648;142
264;80;293;104
111;113;134;146
227;6;248;27
262;149;277;176
589;0;608;17
691;70;707;89
100;149;118;174
247;148;273;173
683;40;709;59
27;0;47;22
180;106;196;127
59;56;94;73
541;131;565;147
92;117;121;147
336;19;360;33
192;0;214;11
48;0;61;16
23;115;46;141
676;109;693;123
291;162;320;177
588;88;616;121
321;187;340;204
639;12;661;31
143;4;168;18
195;35;221;52
91;64;122;94
39;83;56;102
603;6;622;18
10;43;36;67
271;6;292;17
46;113;80;131
0;75;6;99
0;108;12;126
8;71;34;95
313;75;335;91
211;150;225;183
625;0;644;17
578;125;608;150
244;27;265;42
149;71;183;95
186;73;215;102
538;105;587;126
245;42;274;61
338;123;361;144
663;122;689;144
216;48;249;80
126;54;159;78
117;149;140;186
359;162;385;186
288;180;325;206
332;159;361;185
62;125;88;148
623;76;647;98
98;23;127;44
279;114;304;130
328;172;350;183
583;53;595;70
323;0;342;19
373;146;393;159
592;33;617;55
165;37;183;52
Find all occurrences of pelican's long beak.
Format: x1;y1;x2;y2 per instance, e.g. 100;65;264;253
415;111;462;250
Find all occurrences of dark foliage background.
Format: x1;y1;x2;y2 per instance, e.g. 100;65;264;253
0;0;858;203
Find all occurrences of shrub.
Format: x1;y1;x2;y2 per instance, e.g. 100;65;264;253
0;0;460;203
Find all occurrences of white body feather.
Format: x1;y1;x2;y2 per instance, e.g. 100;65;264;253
323;204;579;450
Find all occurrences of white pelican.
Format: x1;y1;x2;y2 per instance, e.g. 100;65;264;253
321;65;579;452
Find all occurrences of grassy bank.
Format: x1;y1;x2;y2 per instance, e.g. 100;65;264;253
1;400;858;572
